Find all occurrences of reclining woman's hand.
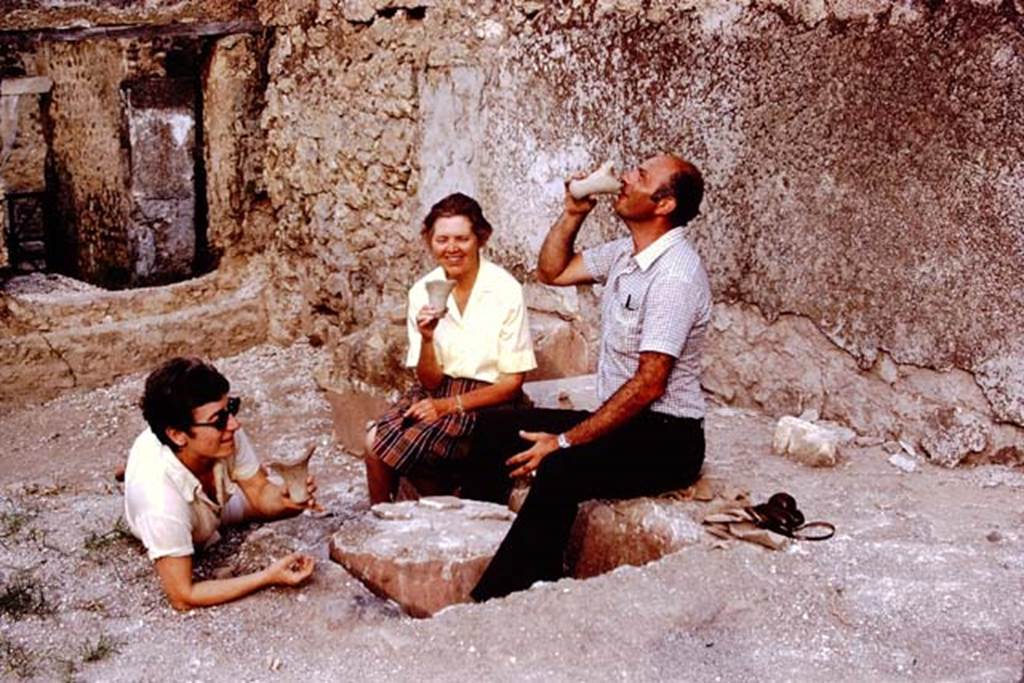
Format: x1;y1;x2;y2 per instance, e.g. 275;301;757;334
280;475;322;512
415;305;444;340
265;553;315;586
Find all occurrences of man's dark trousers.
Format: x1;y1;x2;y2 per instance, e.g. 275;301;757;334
464;407;705;602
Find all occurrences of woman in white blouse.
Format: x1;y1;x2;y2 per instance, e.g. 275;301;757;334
364;193;537;503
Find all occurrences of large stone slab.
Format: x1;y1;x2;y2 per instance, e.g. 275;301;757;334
568;496;704;579
329;497;514;617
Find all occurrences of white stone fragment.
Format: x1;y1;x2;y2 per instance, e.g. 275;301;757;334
0;76;53;96
887;453;918;473
898;439;918;458
772;416;842;467
417;495;464;510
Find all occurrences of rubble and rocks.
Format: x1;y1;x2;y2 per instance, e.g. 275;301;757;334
920;408;990;468
329;497;514;617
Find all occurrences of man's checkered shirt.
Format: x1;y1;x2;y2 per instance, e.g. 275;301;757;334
581;227;711;419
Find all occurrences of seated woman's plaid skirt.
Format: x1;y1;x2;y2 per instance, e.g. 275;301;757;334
371;376;488;475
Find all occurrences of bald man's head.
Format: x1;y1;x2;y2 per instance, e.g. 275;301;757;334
650;155;704;227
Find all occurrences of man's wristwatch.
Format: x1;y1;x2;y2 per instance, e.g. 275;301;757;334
556;433;572;450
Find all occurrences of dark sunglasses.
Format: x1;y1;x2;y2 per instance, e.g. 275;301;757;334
192;396;241;431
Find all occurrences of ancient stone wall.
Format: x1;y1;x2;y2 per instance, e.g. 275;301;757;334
38;39;134;284
0;0;1020;466
0;20;269;286
0;1;255;32
203;32;271;258
255;0;1023;464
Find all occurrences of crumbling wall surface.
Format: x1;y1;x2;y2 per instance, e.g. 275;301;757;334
204;32;270;257
38;39;134;285
702;303;1024;467
0;84;45;193
258;2;431;346
256;0;1023;465
0;260;269;404
0;0;256;32
454;0;1024;421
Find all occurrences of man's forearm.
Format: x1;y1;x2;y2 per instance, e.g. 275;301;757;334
562;353;674;447
537;211;586;283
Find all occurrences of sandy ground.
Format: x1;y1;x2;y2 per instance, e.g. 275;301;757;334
0;341;1022;682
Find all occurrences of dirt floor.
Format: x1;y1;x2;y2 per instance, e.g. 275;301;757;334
0;341;1022;681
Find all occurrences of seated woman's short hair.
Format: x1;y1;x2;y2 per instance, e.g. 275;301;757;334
421;193;494;243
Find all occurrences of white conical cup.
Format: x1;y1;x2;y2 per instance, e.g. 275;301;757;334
267;444;316;504
568;160;622;199
425;279;456;311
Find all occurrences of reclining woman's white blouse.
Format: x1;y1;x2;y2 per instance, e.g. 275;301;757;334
123;428;259;560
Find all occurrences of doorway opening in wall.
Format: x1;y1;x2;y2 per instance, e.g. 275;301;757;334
1;35;221;291
5;191;46;272
0;68;53;278
121;71;210;287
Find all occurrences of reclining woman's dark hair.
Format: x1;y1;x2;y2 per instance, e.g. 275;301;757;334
421;192;494;243
141;357;229;450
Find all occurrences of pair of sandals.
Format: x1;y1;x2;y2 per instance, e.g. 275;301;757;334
745;492;835;541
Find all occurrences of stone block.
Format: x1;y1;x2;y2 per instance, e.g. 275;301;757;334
522;374;598;411
529;311;591;380
329;497;514;617
568;497;703;579
772;416;846;467
0;267;268;404
323;382;390;455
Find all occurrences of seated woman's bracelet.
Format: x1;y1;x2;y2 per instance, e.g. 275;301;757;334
455;395;465;415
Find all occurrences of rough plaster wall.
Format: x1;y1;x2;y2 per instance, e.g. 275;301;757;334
38;39;134;285
253;1;1023;463
453;0;1024;396
0;183;6;268
260;7;427;345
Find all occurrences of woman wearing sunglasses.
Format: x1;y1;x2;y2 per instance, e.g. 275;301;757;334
123;357;318;610
364;193;537;503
